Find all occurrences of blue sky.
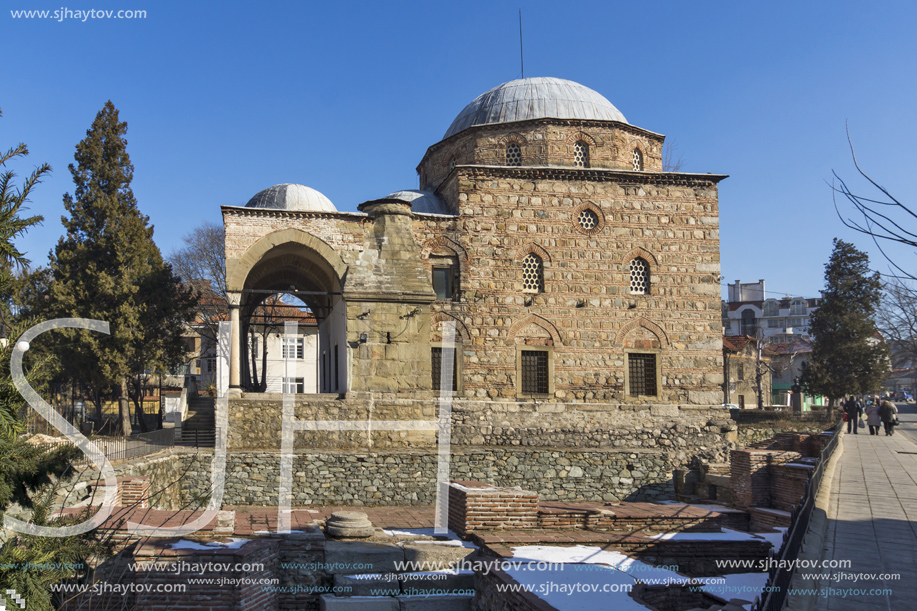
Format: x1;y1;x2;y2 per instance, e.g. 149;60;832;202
4;0;916;300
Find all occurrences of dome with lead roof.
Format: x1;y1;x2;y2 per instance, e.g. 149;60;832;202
385;189;453;215
245;184;336;212
443;77;628;139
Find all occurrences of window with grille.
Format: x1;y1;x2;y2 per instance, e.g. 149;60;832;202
632;148;643;171
506;142;522;166
520;350;549;395
282;337;304;359
431;347;458;392
432;257;460;301
574;141;589;168
282;377;305;394
628;353;657;396
578;209;598;230
522;254;544;293
629;258;649;294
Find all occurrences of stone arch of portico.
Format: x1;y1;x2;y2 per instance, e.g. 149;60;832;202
226;228;348;294
226;228;349;394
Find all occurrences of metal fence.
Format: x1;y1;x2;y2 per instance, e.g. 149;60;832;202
29;427;175;467
751;419;844;611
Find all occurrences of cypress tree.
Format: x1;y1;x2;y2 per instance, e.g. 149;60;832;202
44;101;195;435
802;238;890;411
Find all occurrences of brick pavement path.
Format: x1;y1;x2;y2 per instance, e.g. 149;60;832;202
815;430;917;611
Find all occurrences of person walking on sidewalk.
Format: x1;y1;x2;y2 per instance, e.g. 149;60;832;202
879;399;898;436
865;399;882;435
844;396;863;434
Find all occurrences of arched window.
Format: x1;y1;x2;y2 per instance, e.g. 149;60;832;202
629;258;650;294
741;309;757;336
632;148;643;171
573;141;589;168
522;253;544;293
763;300;779;317
506;142;522;166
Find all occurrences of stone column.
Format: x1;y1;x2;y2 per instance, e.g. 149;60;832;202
229;297;241;391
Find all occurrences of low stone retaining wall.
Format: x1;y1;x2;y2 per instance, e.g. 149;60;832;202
74;447;693;510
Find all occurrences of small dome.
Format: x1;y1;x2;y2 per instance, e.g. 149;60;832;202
245;184;336;212
386;189;453;215
444;77;627;139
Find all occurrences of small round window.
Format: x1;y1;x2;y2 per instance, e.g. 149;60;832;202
578;209;598;230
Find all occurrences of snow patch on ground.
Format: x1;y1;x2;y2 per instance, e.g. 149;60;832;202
170;538;249;550
510;543;772;611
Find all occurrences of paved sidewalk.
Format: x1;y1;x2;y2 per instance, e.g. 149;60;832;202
815;429;917;611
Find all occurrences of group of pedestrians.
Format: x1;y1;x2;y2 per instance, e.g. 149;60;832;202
843;395;899;436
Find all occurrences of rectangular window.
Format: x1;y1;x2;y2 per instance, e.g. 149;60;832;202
738;395;746;409
628;353;657;397
282;377;305;394
282;337;304;359
206;358;216;373
432;258;460;301
431;347;458;391
737;363;745;381
520;350;549;395
768;319;781;328
334;344;339;391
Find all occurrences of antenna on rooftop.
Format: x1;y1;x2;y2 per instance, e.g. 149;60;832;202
519;9;524;79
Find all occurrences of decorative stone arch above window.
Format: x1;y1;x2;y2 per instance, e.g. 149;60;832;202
615;317;669;349
573;202;605;235
499;133;528;146
421;235;470;264
565;131;599;147
620;246;658;267
431;311;471;342
508;314;563;347
513;243;552;264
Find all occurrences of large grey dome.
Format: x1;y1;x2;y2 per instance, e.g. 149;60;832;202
245;184;336;212
444;77;628;139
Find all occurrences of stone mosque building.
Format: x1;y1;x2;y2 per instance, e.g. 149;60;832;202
219;77;731;504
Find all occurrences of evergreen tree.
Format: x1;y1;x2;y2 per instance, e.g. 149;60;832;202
0;109;103;611
802;238;890;410
43;101;195;435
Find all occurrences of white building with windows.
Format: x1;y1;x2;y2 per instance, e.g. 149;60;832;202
722;279;821;342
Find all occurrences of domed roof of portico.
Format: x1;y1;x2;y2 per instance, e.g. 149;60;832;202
245;184;336;212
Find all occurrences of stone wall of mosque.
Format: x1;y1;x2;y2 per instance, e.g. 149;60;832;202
414;166;724;405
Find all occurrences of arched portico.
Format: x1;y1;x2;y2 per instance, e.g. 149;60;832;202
226;230;347;394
